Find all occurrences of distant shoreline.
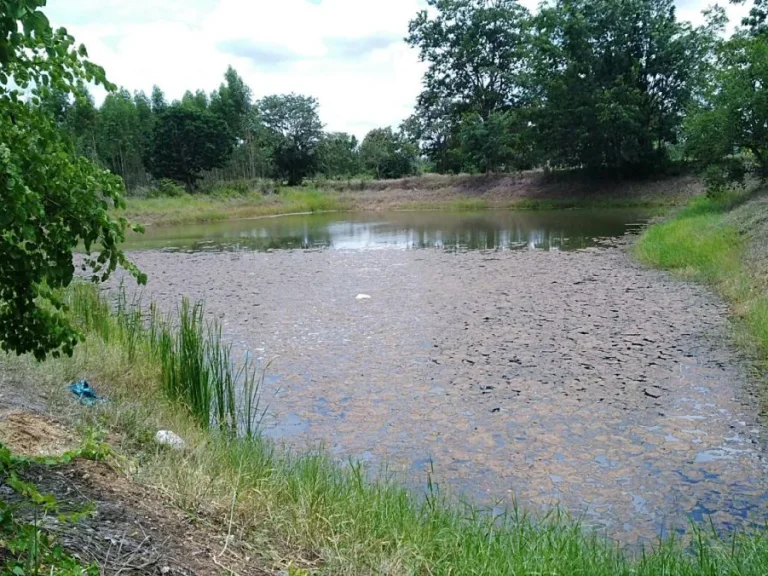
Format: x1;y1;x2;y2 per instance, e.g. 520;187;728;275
119;172;702;227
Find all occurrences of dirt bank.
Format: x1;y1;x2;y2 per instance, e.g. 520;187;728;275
119;239;767;544
0;370;262;575
124;172;702;228
320;172;703;207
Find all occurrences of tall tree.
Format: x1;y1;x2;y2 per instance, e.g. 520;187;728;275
458;110;536;173
316;132;360;178
407;0;533;169
259;93;323;185
533;0;714;173
96;88;146;188
67;90;99;159
360;127;419;179
150;84;167;113
0;0;144;359
150;104;234;189
210;66;252;140
684;30;768;187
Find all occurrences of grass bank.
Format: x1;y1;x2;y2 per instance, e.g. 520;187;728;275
121;173;700;227
121;188;352;227
3;284;768;574
635;189;768;368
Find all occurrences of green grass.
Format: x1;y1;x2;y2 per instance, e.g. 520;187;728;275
509;197;680;211
635;190;768;362
448;198;490;211
4;283;768;574
121;188;351;226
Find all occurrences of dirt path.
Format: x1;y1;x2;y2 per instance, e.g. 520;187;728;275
121;242;768;544
0;372;263;575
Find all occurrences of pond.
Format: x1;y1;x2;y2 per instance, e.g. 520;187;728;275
124;209;652;252
119;209;768;546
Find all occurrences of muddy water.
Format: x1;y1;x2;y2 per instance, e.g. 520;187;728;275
123;209;652;252
123;212;767;544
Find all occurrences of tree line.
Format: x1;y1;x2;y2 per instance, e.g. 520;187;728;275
405;0;768;192
44;67;420;191
29;0;768;195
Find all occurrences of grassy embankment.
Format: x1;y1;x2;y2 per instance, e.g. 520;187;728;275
121;188;352;227
121;173;697;227
4;282;768;574
636;189;768;369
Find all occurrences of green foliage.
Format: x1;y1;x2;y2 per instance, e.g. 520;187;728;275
259;94;324;185
407;0;533;171
360;127;419;179
458;110;535;173
533;0;717;173
180;88;210;111
0;0;145;360
407;0;721;175
148;178;187;198
316;132;360;178
0;441;102;575
150;104;234;189
683;7;768;191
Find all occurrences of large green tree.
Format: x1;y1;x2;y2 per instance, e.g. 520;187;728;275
458;110;536;173
0;0;144;359
406;0;533;171
259;93;323;185
684;7;768;188
533;0;715;173
316;132;360;178
360;127;419;179
149;103;235;189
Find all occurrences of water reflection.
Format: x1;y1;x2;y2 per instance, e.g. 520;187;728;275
124;210;652;253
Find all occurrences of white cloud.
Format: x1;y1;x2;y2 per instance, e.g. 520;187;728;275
46;0;749;139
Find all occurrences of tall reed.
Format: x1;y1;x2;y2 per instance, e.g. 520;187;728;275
67;283;263;437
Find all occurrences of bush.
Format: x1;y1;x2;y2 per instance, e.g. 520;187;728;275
703;160;747;199
147;179;187;198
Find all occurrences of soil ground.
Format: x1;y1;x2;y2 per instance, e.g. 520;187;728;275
320;172;703;208
0;372;266;575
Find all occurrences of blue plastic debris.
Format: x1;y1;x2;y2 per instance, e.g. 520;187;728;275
68;379;106;406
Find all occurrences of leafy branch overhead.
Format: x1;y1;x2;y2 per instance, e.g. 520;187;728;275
0;0;145;360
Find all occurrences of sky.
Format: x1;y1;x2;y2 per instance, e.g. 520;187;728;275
45;0;748;140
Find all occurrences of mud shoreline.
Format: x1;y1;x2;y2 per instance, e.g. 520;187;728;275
119;242;768;544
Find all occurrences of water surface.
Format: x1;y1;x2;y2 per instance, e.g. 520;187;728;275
124;209;652;252
118;209;768;545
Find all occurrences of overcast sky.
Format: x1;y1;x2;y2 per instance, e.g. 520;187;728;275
45;0;748;139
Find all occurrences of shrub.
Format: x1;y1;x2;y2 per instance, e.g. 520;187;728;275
148;179;187;198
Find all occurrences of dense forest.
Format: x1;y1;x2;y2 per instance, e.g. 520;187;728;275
32;0;768;194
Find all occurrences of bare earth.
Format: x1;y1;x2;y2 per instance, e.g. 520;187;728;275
123;242;768;544
0;370;260;575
